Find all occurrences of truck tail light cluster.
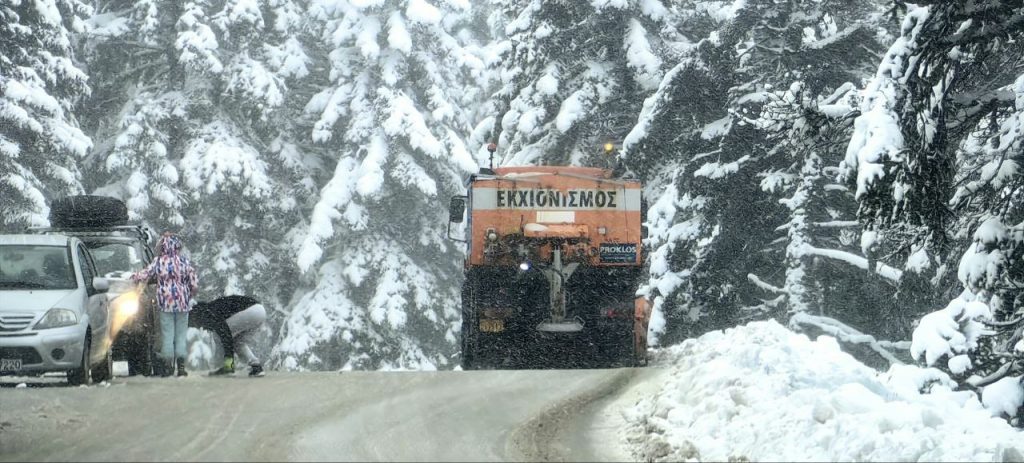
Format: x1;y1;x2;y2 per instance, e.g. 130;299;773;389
602;307;631;319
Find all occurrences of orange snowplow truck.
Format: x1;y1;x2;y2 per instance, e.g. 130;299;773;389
448;166;650;369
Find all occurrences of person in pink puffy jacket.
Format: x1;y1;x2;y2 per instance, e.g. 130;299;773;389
132;233;198;377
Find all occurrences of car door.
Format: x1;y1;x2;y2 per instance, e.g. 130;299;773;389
138;239;159;326
77;244;110;363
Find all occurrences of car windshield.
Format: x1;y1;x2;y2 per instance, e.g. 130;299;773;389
0;245;77;290
87;242;143;279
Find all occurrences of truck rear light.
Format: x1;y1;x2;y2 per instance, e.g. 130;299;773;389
597;226;607;235
602;308;629;318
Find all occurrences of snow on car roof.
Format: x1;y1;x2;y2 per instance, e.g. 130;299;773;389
0;234;71;246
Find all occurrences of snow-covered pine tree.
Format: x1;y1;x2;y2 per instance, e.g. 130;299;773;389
79;0;313;320
856;2;1024;415
476;0;675;169
748;81;914;366
1;0;93;229
277;0;486;370
623;0;892;346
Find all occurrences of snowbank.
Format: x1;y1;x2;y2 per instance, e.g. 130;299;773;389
620;320;1023;462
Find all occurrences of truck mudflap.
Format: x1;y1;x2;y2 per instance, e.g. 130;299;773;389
634;297;652;366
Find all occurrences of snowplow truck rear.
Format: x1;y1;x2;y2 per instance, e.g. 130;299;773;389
448;166;650;369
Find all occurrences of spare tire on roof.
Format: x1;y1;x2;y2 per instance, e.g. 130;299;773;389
49;195;129;228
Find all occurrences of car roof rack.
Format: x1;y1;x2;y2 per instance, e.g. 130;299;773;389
27;225;154;241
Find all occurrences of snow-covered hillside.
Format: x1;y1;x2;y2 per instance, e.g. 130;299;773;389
4;1;1024;405
617;321;1023;462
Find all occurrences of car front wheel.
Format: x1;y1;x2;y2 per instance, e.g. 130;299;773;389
92;348;113;383
67;335;93;386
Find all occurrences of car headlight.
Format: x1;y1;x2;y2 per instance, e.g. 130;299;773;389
34;309;79;330
114;293;140;317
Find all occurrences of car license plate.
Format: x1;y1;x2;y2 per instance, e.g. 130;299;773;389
1;358;22;372
479;319;505;333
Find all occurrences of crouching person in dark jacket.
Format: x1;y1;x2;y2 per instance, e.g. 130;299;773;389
190;295;267;377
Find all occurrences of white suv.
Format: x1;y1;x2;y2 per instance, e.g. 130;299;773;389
0;234;114;385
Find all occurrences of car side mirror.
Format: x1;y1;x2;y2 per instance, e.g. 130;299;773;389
92;277;110;293
449;196;466;224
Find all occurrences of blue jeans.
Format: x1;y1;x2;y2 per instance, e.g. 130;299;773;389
159;311;189;360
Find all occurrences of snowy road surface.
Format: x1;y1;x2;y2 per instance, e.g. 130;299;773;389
0;369;644;462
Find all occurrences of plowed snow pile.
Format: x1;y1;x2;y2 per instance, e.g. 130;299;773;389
620;320;1023;462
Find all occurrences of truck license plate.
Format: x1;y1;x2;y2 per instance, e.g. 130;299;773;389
1;358;22;372
479;319;505;333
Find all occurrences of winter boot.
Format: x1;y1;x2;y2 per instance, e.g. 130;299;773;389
176;357;188;377
209;358;235;376
248;364;265;377
160;359;173;378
